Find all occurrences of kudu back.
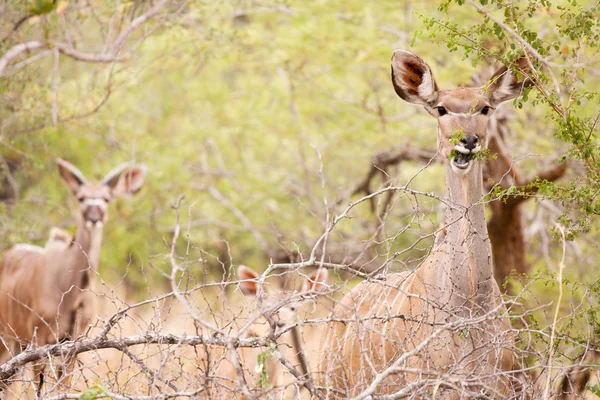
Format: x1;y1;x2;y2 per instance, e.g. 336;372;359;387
0;159;146;392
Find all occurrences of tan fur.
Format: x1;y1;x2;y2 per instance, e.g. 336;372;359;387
0;159;146;393
204;266;328;399
319;51;530;398
557;350;599;399
45;227;72;251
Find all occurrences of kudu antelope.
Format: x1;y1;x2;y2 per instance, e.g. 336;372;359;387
318;51;532;398
206;265;328;399
0;159;146;393
557;350;599;399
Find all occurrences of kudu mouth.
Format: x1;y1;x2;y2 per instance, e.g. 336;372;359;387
85;220;105;229
451;143;482;174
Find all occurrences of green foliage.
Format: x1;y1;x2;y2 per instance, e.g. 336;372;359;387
0;1;598;310
80;385;106;400
417;0;600;239
0;1;598;394
2;0;451;290
450;129;465;145
256;343;275;390
589;383;600;397
28;0;55;16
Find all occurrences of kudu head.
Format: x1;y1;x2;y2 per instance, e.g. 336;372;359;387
56;159;147;230
391;51;531;175
237;265;328;332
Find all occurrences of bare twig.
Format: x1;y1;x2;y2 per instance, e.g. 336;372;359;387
543;224;567;398
0;0;172;78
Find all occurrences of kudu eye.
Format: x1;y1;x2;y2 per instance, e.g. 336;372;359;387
436;106;447;116
481;106;492;116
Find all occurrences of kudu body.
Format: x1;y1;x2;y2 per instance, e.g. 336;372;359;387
318;51;531;398
557;350;599;399
206;265;328;399
9;228;72;255
0;159;146;392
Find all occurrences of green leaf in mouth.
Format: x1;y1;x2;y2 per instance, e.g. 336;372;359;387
449;148;493;163
449;149;473;162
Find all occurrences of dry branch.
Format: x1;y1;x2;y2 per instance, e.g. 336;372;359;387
0;332;268;386
0;0;172;78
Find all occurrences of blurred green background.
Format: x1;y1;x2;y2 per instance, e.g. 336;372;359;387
0;0;598;304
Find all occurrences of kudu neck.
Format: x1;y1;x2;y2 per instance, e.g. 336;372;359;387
437;162;497;309
443;163;487;231
72;222;104;272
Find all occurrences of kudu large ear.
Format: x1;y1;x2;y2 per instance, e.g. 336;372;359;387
102;163;147;198
45;227;72;250
299;268;328;294
57;158;88;195
391;50;439;106
238;265;260;296
486;57;533;105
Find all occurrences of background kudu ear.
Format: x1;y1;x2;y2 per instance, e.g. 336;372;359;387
238;265;260;296
299;268;328;294
391;50;439;106
45;227;72;250
103;163;147;198
56;159;88;195
487;56;533;105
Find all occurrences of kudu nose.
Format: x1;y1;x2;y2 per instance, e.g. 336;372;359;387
460;136;478;152
85;207;103;225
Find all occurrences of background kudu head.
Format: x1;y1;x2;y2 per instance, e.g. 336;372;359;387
391;50;531;175
207;266;328;396
237;265;328;332
57;159;147;230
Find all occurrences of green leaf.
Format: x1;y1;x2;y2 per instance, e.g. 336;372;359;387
588;383;600;397
28;0;56;15
80;385;106;400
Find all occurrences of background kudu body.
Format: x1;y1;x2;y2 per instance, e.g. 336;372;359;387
203;265;328;399
0;159;146;394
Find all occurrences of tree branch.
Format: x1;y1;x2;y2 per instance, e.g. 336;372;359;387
466;0;590;70
111;0;171;56
1;14;33;43
350;146;438;212
0;41;45;77
0;333;269;386
0;0;172;78
508;162;568;206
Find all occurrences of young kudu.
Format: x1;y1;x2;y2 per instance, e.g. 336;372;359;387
0;159;146;394
206;265;328;399
318;51;531;398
